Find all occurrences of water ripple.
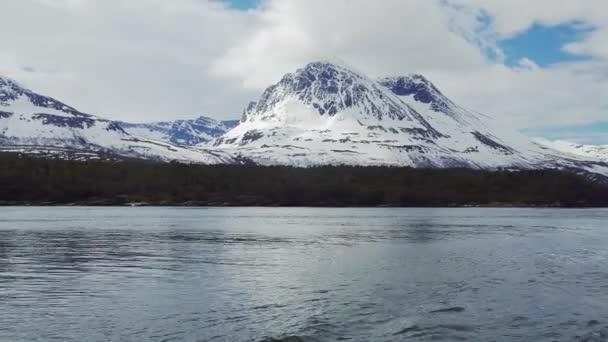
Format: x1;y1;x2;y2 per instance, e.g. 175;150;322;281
1;207;608;342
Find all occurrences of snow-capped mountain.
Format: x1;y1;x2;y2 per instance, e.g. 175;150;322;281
212;61;608;178
536;139;608;162
118;117;238;146
2;62;608;181
0;76;233;163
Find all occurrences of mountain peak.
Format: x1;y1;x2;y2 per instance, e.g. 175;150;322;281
379;74;442;100
292;59;364;79
0;75;85;117
193;115;219;125
118;115;239;146
0;76;23;88
379;74;453;113
301;59;357;71
0;76;29;103
242;60;421;123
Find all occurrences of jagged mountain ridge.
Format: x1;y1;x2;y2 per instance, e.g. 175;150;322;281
1;62;608;182
0;77;233;163
211;61;608;179
212;61;525;165
118;117;238;146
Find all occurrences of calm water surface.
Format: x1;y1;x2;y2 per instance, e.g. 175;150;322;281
1;207;608;342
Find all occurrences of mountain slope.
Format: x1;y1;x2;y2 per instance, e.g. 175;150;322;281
0;77;233;163
535;139;608;162
2;66;607;181
118;117;239;146
213;61;449;166
211;61;608;179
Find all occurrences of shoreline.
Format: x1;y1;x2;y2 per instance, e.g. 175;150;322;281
3;153;608;208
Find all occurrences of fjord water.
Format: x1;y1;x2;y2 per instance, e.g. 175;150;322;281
1;208;607;342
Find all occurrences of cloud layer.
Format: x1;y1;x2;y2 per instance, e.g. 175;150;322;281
1;0;607;143
0;0;256;121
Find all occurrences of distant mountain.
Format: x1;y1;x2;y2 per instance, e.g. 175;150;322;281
536;139;608;162
118;117;239;146
211;61;608;181
0;77;234;163
2;63;608;182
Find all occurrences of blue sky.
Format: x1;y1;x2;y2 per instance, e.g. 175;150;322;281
220;0;259;10
523;121;608;143
499;22;594;67
495;22;604;144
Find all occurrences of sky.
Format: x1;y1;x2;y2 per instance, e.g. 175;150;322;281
1;0;607;144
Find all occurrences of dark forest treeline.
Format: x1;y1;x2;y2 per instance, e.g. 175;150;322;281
0;153;607;207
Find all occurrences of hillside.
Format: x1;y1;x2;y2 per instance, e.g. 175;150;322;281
118;117;238;146
1;153;606;207
0;77;233;163
2;62;608;183
211;62;608;181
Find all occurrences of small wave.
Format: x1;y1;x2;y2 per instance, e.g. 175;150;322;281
393;324;420;336
390;322;476;340
252;303;289;310
438;324;476;332
429;306;466;314
575;324;608;341
258;336;321;342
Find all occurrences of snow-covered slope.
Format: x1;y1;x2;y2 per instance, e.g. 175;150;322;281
2;64;607;180
211;61;608;178
0;77;233;163
535;139;608;162
118;117;239;146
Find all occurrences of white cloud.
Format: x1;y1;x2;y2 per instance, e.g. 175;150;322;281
450;0;607;38
1;0;608;140
211;0;490;88
0;0;257;121
210;0;608;131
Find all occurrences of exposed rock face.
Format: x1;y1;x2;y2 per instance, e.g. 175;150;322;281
2;62;608;182
210;61;608;181
118;116;239;146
